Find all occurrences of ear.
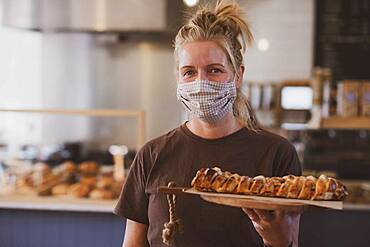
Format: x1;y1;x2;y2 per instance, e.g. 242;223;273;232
235;64;245;88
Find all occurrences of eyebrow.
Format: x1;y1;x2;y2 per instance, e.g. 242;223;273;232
180;63;225;70
180;65;194;70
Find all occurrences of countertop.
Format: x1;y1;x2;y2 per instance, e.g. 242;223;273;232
0;194;116;213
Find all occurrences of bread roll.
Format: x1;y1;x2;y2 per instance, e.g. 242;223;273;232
79;176;97;188
51;184;70;196
78;161;99;175
68;183;91;198
96;176;115;189
89;189;114;200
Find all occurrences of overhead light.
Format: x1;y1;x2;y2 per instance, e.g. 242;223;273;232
183;0;199;7
257;38;270;52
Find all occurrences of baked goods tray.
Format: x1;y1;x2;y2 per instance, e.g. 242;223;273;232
158;187;343;212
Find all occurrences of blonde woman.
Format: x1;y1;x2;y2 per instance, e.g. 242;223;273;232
115;1;301;247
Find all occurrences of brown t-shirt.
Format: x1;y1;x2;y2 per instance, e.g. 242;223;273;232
114;123;301;247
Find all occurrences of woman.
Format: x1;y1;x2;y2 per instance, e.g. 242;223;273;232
114;1;301;247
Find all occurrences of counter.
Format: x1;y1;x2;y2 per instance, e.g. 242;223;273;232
0;195;125;247
0;194;116;213
1;194;370;247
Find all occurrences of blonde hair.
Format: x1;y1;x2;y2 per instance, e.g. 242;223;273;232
174;0;260;131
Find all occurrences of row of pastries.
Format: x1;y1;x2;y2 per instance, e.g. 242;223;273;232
17;161;124;200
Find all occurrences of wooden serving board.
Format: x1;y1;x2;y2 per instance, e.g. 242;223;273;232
184;188;343;212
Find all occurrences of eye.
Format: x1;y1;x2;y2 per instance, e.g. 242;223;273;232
183;70;195;77
209;68;223;74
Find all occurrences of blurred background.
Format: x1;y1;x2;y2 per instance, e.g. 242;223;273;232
0;0;369;247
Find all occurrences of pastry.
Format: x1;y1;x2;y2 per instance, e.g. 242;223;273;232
89;189;114;200
78;161;99;175
68;183;91;198
51;184;70;196
53;161;77;175
96;176;115;189
79;176;97;188
191;167;348;201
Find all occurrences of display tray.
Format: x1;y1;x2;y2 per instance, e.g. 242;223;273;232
158;187;343;212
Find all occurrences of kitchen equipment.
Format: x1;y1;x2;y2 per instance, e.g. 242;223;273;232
1;0;184;35
275;80;312;127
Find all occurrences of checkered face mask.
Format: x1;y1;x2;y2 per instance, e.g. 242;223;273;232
177;79;237;123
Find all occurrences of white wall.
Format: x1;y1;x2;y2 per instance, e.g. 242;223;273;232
38;35;181;149
242;0;315;83
136;42;182;140
0;2;43;146
40;33;93;145
89;40;181;148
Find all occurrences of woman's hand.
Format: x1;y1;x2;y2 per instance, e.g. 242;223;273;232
243;208;300;247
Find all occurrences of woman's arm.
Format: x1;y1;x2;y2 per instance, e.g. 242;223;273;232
122;219;150;247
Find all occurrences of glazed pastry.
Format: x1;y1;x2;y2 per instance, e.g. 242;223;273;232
249;175;266;194
78;161;99;175
191;167;348;201
80;176;97;188
53;161;77;175
51;184;70;196
235;176;253;194
89;189;114;200
287;176;305;199
276;175;295;198
211;171;229;192
260;177;284;197
298;176;316;200
68;183;91;198
221;174;241;193
96;176;115;189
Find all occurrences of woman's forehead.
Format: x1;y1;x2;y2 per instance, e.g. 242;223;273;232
178;40;229;68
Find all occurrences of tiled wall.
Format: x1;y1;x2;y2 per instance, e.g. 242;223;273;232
243;0;314;83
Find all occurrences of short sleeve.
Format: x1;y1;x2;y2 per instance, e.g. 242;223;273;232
273;140;302;177
113;148;149;225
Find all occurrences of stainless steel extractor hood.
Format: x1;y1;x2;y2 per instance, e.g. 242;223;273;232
1;0;184;34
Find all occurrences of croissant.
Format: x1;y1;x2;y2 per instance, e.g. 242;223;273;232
191;167;348;201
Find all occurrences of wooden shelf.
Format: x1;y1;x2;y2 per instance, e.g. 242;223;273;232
321;116;370;129
0;108;142;117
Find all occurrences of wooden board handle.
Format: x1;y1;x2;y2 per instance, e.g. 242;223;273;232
157;186;189;194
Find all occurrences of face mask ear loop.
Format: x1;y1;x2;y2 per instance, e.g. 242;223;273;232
229;74;238;95
232;73;239;88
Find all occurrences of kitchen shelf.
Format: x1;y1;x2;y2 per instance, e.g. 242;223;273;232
321;116;370;129
0;108;146;149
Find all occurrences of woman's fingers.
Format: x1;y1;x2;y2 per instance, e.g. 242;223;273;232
274;210;285;218
253;209;275;222
243;209;299;247
243;208;294;225
242;208;260;222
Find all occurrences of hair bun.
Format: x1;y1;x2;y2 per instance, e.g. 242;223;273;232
214;0;253;49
